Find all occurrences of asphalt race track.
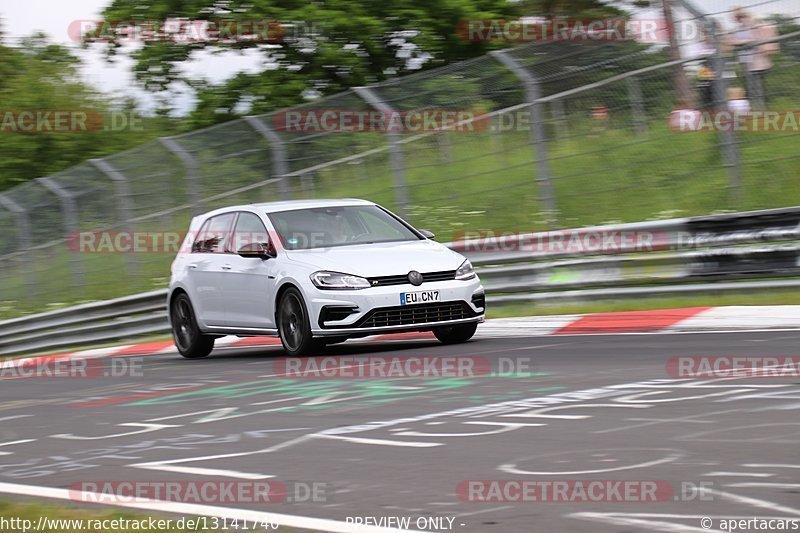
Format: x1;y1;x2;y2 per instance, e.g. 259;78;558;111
1;330;799;532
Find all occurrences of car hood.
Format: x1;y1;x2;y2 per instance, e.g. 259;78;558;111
284;239;465;277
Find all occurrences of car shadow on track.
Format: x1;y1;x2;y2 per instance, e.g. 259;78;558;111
183;338;482;362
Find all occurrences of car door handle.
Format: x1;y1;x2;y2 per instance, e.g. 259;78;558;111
188;264;198;270
221;264;232;271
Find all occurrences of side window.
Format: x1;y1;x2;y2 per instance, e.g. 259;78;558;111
191;213;236;253
191;220;212;253
229;212;270;252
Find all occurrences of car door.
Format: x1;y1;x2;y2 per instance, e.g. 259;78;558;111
185;212;236;326
218;211;278;329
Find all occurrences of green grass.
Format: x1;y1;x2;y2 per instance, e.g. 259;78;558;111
2;58;798;319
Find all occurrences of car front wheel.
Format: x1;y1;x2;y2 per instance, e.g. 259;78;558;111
171;293;215;359
432;322;478;344
278;288;324;356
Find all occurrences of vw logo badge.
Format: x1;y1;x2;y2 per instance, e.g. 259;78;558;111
408;270;423;286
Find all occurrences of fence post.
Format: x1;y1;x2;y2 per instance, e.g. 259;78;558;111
0;193;37;299
627;76;648;137
243;116;291;200
36;177;84;289
491;50;558;225
352;86;410;220
675;0;742;205
160;137;203;215
90;158;139;277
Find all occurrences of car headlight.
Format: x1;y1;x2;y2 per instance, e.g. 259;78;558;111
455;259;476;281
310;271;371;290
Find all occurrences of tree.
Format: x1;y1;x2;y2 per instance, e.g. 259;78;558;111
765;14;800;35
92;0;517;126
661;0;696;108
606;0;697;107
0;34;177;190
514;0;626;18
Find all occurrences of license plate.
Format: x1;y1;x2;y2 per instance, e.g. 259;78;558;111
400;290;440;305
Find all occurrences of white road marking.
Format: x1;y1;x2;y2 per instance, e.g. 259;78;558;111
314;434;443;447
249;396;304;406
132;465;274;479
505;402;650;422
455;505;514;518
499;452;683;476
130;435;313;477
0;439;35;456
0;415;33;422
394;421;544;438
0;439;34;446
724;483;800;489
703;472;773;477
710;489;800;516
146;408;239;423
51;423;180;440
593;413;717;434
0;482;422;533
743;463;800;469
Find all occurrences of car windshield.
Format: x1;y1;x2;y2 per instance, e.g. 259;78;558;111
268;205;421;250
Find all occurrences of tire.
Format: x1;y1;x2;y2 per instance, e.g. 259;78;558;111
432;322;478;345
277;287;324;356
170;293;215;359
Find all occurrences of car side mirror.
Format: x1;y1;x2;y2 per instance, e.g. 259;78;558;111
238;242;276;260
419;229;436;240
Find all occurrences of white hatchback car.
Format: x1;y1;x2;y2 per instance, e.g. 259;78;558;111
168;199;485;358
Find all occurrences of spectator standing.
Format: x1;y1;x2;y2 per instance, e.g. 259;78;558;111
728;6;779;109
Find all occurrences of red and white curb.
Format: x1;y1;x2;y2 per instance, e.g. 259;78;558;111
4;306;800;369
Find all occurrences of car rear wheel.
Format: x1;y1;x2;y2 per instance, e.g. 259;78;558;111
171;293;215;359
432;322;478;344
278;288;324;356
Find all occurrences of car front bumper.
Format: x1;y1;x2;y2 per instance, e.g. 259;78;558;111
305;278;485;337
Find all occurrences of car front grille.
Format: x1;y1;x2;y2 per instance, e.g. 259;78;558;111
368;270;456;287
356;301;476;328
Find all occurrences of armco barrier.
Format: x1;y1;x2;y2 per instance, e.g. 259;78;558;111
1;206;799;356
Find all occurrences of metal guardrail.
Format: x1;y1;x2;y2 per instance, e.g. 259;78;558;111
1;206;799;357
0;290;169;356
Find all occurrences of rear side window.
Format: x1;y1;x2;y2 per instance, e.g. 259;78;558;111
191;213;236;253
228;212;270;252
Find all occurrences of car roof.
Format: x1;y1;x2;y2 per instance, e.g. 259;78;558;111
200;198;376;218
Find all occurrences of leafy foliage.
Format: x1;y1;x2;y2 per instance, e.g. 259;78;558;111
0;35;178;190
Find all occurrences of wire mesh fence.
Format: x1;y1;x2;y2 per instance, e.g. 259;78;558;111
0;2;798;318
